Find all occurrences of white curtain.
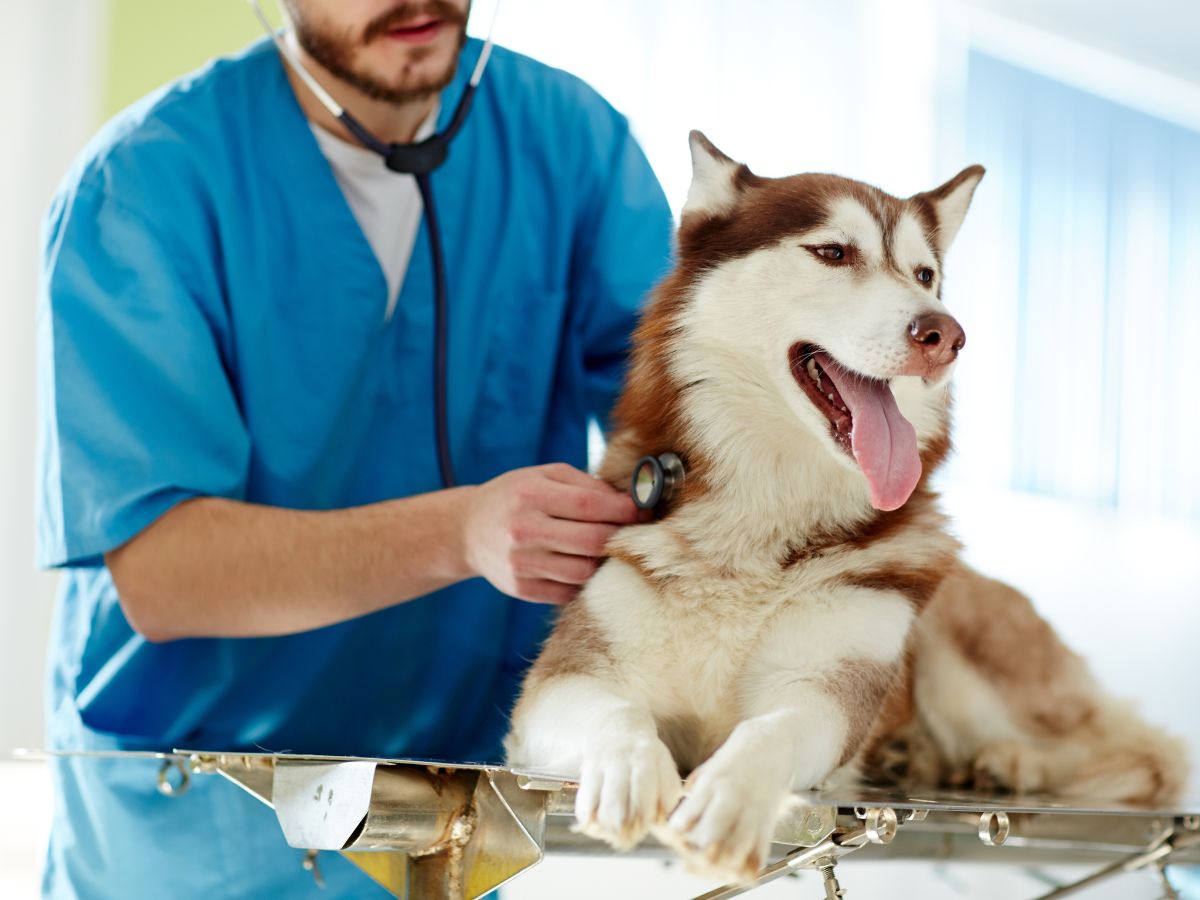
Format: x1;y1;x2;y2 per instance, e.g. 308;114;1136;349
947;49;1200;523
0;1;106;752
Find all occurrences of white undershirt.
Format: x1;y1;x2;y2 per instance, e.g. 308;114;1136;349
309;105;439;320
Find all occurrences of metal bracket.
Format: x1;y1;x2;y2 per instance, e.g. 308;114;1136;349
155;757;191;797
691;807;902;900
202;753;545;899
978;810;1010;846
1032;819;1200;899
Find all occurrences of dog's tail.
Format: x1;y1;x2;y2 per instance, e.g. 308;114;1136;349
1055;699;1191;807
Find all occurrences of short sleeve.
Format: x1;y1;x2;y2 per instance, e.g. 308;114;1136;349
569;117;674;430
37;183;250;568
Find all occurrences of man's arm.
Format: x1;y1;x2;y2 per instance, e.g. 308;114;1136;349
107;463;640;642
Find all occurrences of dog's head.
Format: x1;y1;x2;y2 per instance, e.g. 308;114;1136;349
642;133;983;513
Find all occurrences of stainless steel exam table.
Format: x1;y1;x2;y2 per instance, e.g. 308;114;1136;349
22;749;1200;899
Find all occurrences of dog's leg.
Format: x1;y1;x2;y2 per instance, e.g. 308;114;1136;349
660;682;854;882
507;673;682;850
664;589;912;882
913;565;1191;805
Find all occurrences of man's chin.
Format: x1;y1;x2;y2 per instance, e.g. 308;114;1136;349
359;45;461;102
295;18;465;107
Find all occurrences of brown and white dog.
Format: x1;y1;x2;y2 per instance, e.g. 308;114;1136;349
504;133;1189;882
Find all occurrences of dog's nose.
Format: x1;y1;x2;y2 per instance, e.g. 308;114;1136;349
908;313;965;371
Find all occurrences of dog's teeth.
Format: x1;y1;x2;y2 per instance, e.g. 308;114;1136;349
827;392;835;401
806;359;820;383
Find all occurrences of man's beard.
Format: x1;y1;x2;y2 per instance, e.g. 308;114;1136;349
289;1;468;105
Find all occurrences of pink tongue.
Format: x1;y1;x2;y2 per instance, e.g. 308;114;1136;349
819;356;922;511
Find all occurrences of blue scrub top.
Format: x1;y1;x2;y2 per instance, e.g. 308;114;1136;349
36;38;672;898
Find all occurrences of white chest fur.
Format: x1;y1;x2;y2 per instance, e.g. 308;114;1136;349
583;531;917;769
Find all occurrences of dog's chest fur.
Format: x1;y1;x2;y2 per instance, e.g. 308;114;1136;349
586;503;954;771
586;559;805;768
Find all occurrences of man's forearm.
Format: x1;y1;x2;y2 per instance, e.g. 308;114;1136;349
106;490;477;642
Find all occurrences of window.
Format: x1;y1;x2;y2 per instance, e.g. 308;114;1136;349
946;51;1200;522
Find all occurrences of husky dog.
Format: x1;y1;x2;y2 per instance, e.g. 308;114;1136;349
505;133;1188;882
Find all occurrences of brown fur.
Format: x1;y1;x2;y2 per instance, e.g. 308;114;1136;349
860;562;1190;805
819;659;899;766
1069;749;1180;807
839;565;948;612
781;484;957;571
926;565;1097;737
780;497;927;567
607;546;671;587
597;268;713;516
604;271;694;455
854;647;928;783
675;162;978;290
519;601;612;691
873;648;918;739
910;164;987;264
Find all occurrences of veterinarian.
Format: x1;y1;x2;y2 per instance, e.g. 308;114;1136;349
35;0;671;896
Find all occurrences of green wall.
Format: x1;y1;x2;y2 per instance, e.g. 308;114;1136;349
104;0;279;118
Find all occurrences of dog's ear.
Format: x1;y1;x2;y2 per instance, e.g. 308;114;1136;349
683;130;744;218
913;165;985;254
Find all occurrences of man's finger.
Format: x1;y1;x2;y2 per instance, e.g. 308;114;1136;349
536;518;621;558
513;577;579;606
514;549;600;586
540;480;640;525
541;463;614;492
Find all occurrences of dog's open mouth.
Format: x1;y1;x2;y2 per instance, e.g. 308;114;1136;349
788;343;923;511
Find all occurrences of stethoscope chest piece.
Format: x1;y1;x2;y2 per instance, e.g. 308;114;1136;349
631;452;686;511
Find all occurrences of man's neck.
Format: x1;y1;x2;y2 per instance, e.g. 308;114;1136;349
284;39;440;146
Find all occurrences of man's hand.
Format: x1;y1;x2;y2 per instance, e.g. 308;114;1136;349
462;463;641;605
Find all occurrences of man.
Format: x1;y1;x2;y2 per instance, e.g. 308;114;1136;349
35;1;672;895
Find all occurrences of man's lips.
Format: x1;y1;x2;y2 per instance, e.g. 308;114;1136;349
384;19;444;44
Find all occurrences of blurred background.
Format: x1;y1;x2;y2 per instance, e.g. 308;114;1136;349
1;0;1197;896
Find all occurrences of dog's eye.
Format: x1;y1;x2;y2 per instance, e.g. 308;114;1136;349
916;267;935;284
812;244;848;262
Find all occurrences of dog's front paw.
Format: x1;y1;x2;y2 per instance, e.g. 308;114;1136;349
574;736;682;850
661;759;786;883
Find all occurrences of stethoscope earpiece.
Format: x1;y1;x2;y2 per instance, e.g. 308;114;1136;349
631;452;686;511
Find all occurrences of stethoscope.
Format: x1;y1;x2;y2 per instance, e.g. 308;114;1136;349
631;452;685;512
249;2;686;512
248;0;500;488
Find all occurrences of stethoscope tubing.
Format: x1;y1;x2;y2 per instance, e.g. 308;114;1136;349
416;172;456;488
249;0;501;489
